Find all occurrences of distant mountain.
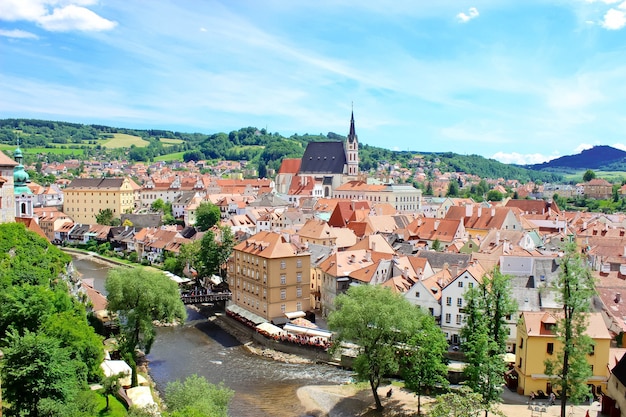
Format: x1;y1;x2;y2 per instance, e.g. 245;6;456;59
527;145;626;171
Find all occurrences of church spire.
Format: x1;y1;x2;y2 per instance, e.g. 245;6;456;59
345;110;359;176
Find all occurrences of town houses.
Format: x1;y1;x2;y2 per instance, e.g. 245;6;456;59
5;117;626;412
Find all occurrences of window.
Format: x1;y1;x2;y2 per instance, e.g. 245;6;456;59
415;291;420;298
457;298;462;307
519;358;522;368
281;304;286;313
297;272;302;283
445;313;451;323
280;274;286;285
429;308;434;315
296;287;302;298
458;281;463;288
297;259;302;268
280;261;286;269
280;289;286;300
520;338;524;349
547;342;554;355
456;314;462;325
446;297;452;306
296;302;302;311
469;282;474;288
590;345;595;356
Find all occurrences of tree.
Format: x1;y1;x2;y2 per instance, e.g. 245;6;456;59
544;243;596;417
2;329;84;417
257;160;267;179
400;313;449;415
447;180;459;197
105;267;186;386
164;374;233;417
425;181;433;196
95;208;119;226
429;387;503;417
486;190;503;201
195;202;221;231
461;267;517;416
100;372;125;411
431;238;442;252
582;170;596;182
328;285;427;411
198;226;235;279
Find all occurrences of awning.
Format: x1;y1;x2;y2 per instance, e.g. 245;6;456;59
284;324;332;339
257;322;284;336
284;311;306;319
226;304;268;325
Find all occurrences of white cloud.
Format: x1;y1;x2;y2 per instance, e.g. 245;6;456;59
457;7;479;23
0;0;116;32
0;29;39;39
602;8;626;29
38;5;116;31
585;0;622;4
491;152;557;165
574;143;594;153
611;143;626;151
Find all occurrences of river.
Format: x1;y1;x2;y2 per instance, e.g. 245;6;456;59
72;255;353;417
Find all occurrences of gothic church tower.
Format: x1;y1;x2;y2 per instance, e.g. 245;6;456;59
345;111;359;176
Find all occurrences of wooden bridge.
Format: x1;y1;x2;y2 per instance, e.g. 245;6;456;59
180;292;231;305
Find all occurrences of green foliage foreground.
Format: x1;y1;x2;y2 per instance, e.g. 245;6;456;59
328;285;448;412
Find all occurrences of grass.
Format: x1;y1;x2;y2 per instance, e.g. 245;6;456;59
102;133;150;149
159;138;184;145
155;151;185;162
563;170;626;183
95;393;128;417
0;144;84;155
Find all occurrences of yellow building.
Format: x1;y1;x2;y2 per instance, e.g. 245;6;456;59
228;231;311;323
515;311;611;397
63;178;136;224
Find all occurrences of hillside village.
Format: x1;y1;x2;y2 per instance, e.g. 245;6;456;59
4;116;626;415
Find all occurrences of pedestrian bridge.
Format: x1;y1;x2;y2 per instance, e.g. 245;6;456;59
180;291;231;305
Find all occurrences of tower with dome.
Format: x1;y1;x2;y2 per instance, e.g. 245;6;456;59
13;147;34;219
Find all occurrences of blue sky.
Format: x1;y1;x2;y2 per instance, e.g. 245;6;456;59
2;1;626;164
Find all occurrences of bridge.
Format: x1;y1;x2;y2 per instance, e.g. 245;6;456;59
180;291;231;305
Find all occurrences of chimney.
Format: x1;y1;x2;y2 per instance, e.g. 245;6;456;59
615;293;621;303
434;220;440;231
491;207;496;217
365;250;371;262
477;206;482;217
496;231;501;245
451;265;458;277
371;241;376;252
403;266;409;277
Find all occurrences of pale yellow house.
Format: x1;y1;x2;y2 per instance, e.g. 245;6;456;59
228;231;311;324
63;177;136;224
515;311;611;397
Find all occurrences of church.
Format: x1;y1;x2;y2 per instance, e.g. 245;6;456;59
276;112;360;198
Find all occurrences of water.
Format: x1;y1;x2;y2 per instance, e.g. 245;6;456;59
72;255;353;417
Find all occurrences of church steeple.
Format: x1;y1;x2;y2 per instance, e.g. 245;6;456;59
346;110;359;176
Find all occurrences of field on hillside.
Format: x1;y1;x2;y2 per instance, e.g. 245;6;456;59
563;170;626;183
102;133;150;148
159;138;184;145
155;151;185;162
0;144;84;155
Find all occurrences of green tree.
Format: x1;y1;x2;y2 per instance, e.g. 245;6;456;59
400;313;449;415
582;170;596;182
431;238;442;252
486;190;503;201
105;267;186;387
328;285;425;411
257;160;267;179
198;226;235;279
164;374;234;417
151;198;167;212
429;387;503;417
195;201;221;231
425;181;433;196
95;208;119;226
461;267;517;416
100;372;125;411
447;180;459;197
544;243;596;417
2;329;84;417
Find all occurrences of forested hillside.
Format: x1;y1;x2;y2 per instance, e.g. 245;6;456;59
0;118;560;182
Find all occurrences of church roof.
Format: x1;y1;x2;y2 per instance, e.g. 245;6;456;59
299;142;346;174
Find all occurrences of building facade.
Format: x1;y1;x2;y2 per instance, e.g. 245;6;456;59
229;231;311;323
63;177;136;224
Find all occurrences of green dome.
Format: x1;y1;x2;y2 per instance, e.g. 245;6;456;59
13;148;23;159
